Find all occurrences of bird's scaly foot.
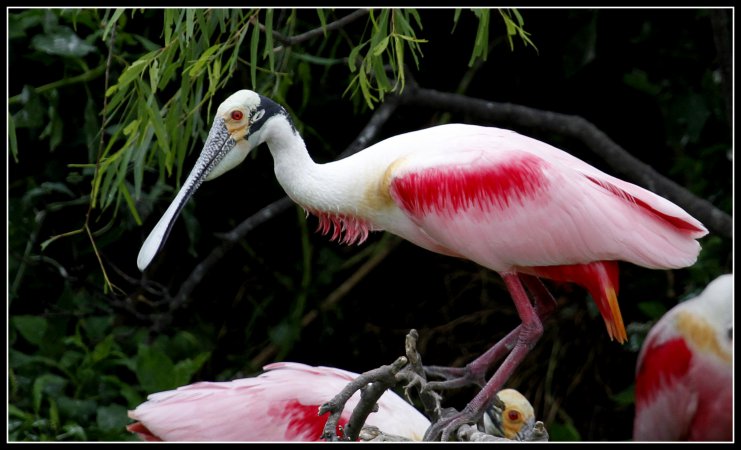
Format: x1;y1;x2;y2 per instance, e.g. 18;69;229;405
423;406;482;441
423;363;487;392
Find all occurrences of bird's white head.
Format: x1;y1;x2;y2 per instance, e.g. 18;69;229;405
205;90;291;179
683;273;733;355
482;388;536;440
136;89;290;271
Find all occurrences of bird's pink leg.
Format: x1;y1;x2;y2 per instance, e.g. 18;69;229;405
424;274;557;391
423;273;549;441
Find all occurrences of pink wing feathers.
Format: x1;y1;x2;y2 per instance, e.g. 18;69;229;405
127;362;430;442
386;125;708;342
388;125;705;270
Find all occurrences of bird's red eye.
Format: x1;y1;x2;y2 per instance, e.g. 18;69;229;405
231;110;244;121
508;411;520;422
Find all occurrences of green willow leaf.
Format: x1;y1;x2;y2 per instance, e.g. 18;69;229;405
317;9;327;34
102;9;125;42
148;58;160;93
188;44;220;79
372;57;391;91
372;36;389;56
185;9;195;40
9;114;18;163
116;51;156;89
347;40;367;72
394;36;405;90
409;9;423;29
264;9;275;72
358;69;375;109
469;9;490;66
250;21;259;89
163;9;176;45
123;179;143;224
99;155;119;210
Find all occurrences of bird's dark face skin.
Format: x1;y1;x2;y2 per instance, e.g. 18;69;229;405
249;94;295;136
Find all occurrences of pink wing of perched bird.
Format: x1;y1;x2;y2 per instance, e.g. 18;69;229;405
136;90;708;439
127;362;431;441
633;274;733;441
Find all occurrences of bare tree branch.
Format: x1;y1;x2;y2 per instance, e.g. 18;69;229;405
397;86;732;239
456;421;549;442
268;9;369;49
399;329;442;422
317;330;549;442
319;356;408;441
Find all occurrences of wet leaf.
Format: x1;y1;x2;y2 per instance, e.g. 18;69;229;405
135;345;175;393
30;27;96;57
96;404;129;432
12;315;48;346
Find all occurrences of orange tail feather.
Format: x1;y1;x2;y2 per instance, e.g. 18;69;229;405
530;261;627;343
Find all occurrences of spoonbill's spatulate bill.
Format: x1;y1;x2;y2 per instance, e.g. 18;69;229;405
633;274;732;441
137;90;707;440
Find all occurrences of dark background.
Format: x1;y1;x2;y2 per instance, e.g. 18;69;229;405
8;8;732;441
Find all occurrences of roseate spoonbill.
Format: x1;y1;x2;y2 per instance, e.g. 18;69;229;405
633;274;732;441
126;362;536;441
136;90;708;440
483;388;537;440
126;362;431;441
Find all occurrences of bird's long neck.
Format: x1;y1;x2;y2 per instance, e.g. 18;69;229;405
259;114;374;245
259;115;328;209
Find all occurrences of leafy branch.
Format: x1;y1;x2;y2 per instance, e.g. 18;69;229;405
345;9;426;108
40;13;123;295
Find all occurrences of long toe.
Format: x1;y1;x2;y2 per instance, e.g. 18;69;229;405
424;364;466;379
424;377;480;392
424;364;486;390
